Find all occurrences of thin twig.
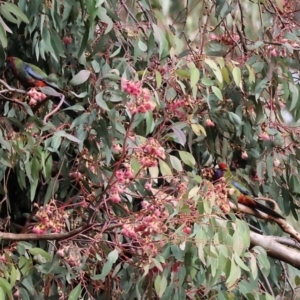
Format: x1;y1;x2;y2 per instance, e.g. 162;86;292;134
43;93;66;123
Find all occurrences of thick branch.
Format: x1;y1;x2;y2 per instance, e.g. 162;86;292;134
250;231;300;269
0;224;93;241
230;202;300;242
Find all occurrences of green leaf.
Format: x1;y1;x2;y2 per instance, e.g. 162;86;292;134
0;278;12;295
275;0;283;11
146;111;154;135
70;70;91;85
234;253;249;271
68;284;82;300
149;166;159;182
9;266;18;287
190;67;200;88
288;82;299;111
202;77;213;86
152;23;168;58
172;126;186;146
39;86;61;97
176;69;190;78
169;155;183;172
295;275;300;286
0;287;6;300
191;123;206;136
253;246;270;276
155;70;162;88
197;240;206;265
138;39;147;51
249;253;258;279
212;86;223;100
96;92;110;110
188;186;199;198
49;28;65;56
30;157;40;201
179;151;195;167
221;67;230;84
28;248;52;261
77;20;89;58
256;161;265;181
51;135;62;151
41;151;52;180
289;174;300;194
0;133;11;151
0;20;7;48
226;257;240;288
159;159;172;182
254;78;269;100
19;287;30;300
246;64;255;83
228;112;242;126
2;2;29;23
205;58;223;83
0;5;18;24
21;276;35;296
92;249;118;280
54;131;83;145
155;275;167;297
232;67;241;87
97;7;113;34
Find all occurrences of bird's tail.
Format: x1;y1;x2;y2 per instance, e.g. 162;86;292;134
254;201;285;219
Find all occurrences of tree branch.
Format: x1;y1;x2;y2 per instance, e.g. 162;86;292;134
250;231;300;270
230;202;300;243
0;224;93;241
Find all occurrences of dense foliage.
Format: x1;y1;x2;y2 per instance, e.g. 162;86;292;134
1;0;300;299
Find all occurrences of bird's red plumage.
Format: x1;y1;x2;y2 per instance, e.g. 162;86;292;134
218;162;228;171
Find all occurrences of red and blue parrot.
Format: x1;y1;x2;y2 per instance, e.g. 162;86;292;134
6;57;62;90
5;57;77;117
214;162;285;219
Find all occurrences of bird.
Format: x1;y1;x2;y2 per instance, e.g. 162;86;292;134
214;162;285;219
6;57;62;90
5;56;77;117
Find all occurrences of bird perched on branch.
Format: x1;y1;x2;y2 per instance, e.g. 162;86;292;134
6;57;62;90
5;56;77;117
214;162;285;219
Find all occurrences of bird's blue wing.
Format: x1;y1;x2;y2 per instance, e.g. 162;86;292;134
231;180;253;196
25;64;62;91
214;169;223;180
24;65;46;81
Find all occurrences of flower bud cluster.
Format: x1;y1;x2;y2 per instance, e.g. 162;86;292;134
32;201;68;234
121;78;156;114
57;245;82;267
167;99;187;119
27;88;47;106
134;138;166;168
109;164;134;204
122;203;169;241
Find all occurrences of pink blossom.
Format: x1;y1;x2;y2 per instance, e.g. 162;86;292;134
110;193;121;203
270;49;277;57
259;132;271;140
274;158;280;167
241;151;248;159
144;182;152;190
205;119;215;127
183;226;191;234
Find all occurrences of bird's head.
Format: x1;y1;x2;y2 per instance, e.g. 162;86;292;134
218;162;229;171
5;57;20;69
212;162;228;181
